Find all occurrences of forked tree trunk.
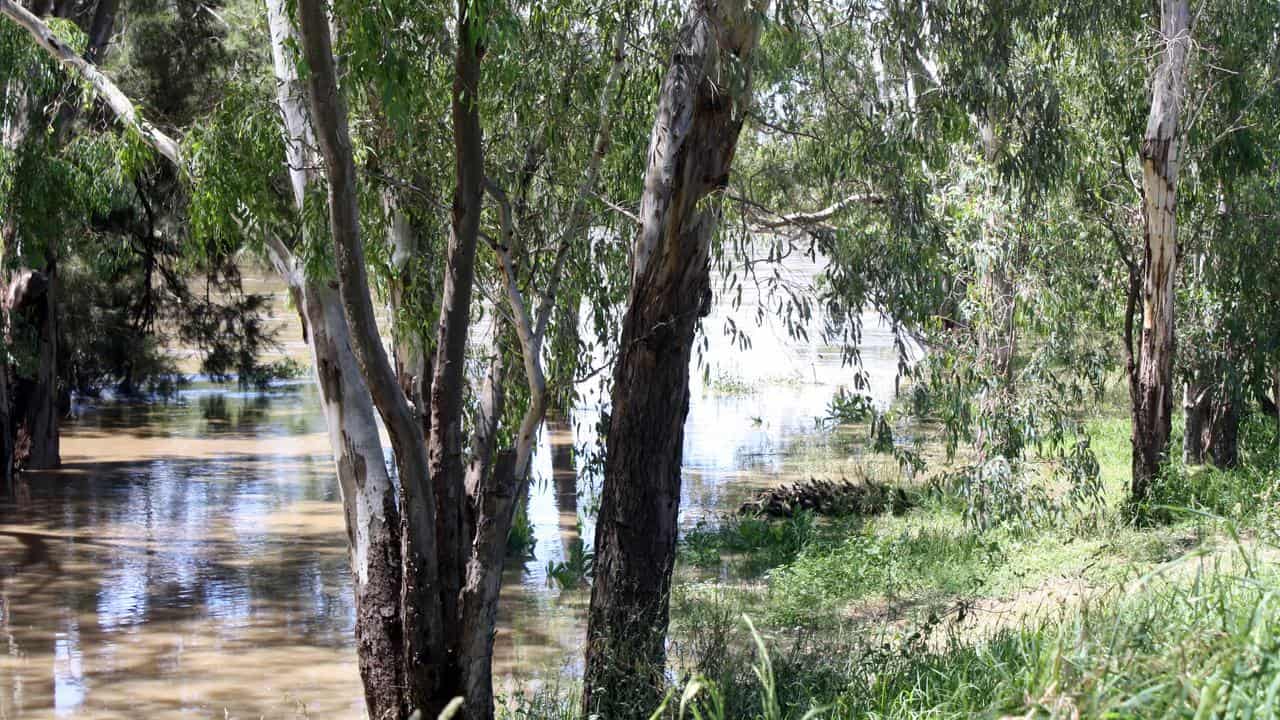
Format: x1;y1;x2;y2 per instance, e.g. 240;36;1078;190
265;3;430;715
4;0;613;715
582;1;767;714
5;1;456;716
426;4;485;698
1131;0;1190;507
1182;370;1240;471
297;0;533;715
264;3;422;714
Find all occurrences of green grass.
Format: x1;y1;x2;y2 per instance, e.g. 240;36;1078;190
502;409;1280;719
762;521;1001;626
510;549;1280;719
681;513;823;576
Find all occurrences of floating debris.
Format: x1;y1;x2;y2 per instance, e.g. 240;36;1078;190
738;476;913;518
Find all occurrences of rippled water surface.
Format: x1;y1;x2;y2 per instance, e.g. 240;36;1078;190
0;258;906;718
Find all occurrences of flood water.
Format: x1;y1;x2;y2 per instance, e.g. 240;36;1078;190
0;259;908;718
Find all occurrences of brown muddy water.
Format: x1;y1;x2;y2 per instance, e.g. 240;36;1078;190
0;261;910;718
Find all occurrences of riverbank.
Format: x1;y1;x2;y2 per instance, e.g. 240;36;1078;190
506;409;1280;718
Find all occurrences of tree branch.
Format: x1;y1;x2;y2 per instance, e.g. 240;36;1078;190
595;192;642;226
739;189;886;230
0;0;182;167
533;20;629;341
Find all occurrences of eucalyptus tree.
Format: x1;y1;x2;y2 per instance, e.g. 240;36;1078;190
3;0;637;715
0;0;264;484
0;0;125;475
721;1;1128;531
1173;0;1280;469
297;0;642;712
581;0;769;714
1130;0;1191;504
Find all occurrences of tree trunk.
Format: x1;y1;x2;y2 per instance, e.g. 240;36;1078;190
975;257;1016;461
1183;380;1210;465
296;279;410;720
22;251;58;468
7;0;133;474
6;264;56;471
385;197;433;439
582;1;766;714
0;83;28;488
8;2;460;716
295;1;451;714
541;25;626;423
426;4;486;699
1207;383;1240;469
1131;0;1190;508
269;1;444;713
458;450;518;718
545;294;580;419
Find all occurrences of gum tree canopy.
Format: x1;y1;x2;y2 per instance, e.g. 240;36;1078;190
4;0;1280;716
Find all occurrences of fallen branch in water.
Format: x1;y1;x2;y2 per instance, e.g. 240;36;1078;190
738;476;913;518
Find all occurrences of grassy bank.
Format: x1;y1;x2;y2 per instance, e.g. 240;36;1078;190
502;410;1280;719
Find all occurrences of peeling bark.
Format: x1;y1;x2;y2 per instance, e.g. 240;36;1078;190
266;3;428;715
1131;0;1190;506
298;278;409;720
294;0;449;713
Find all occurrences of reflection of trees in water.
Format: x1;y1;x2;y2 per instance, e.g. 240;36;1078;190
0;457;359;713
549;421;578;556
0;451;355;649
68;385;324;441
0;385;362;714
197;390;312;437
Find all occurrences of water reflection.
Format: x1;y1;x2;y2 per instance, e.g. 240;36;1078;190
0;388;361;718
549;422;579;559
0;254;906;716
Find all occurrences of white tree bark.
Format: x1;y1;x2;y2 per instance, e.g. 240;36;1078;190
0;0;181;166
3;3;422;713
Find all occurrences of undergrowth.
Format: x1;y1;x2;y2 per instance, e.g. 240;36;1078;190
498;411;1280;719
506;543;1280;719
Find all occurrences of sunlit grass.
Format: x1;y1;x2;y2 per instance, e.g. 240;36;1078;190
501;407;1280;719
